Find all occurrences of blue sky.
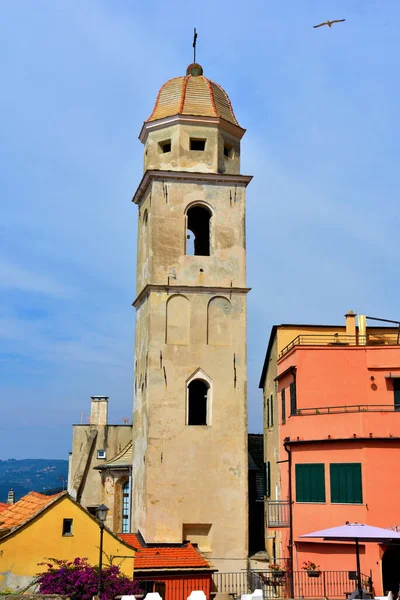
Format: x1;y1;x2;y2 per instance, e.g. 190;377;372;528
1;0;400;459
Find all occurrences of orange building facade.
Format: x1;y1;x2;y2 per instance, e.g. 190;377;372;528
260;313;400;596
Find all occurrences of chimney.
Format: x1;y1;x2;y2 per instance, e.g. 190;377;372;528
7;489;15;505
345;310;357;337
358;315;367;345
90;396;109;426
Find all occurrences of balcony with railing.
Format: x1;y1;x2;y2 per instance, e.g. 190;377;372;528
279;333;400;358
266;500;290;528
212;570;373;599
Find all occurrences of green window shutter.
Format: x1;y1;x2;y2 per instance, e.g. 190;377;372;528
266;397;270;427
265;461;271;497
281;389;286;424
270;395;274;427
290;381;297;415
394;380;400;412
330;463;362;504
296;464;325;503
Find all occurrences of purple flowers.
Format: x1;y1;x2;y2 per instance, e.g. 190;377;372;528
37;557;142;600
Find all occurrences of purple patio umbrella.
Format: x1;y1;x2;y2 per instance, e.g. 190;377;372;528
300;523;400;598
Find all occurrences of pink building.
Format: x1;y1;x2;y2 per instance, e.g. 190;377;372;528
260;312;400;596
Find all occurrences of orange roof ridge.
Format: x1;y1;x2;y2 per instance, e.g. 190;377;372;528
179;76;190;114
146;76;184;123
208;78;240;126
203;77;218;117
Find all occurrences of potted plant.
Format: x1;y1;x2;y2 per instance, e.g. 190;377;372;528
269;563;287;578
302;560;322;578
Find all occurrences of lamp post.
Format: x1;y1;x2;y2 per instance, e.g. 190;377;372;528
95;504;109;599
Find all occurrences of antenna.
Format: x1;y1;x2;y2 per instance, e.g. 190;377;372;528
193;27;198;63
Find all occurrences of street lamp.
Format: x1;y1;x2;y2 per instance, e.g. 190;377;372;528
96;504;109;599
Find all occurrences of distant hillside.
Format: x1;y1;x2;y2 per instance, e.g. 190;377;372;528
0;458;69;502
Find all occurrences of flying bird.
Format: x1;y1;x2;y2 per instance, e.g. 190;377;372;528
313;19;346;28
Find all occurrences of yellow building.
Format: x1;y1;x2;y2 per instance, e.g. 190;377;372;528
0;491;135;591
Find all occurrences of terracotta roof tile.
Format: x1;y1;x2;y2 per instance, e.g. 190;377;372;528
0;491;63;531
0;503;9;513
147;67;240;127
119;533;210;569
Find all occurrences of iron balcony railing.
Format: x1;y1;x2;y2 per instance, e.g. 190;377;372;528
212;570;373;599
279;333;400;358
266;500;291;527
294;404;400;416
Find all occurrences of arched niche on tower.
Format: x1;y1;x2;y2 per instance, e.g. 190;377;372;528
185;202;213;257
166;294;190;345
207;296;232;346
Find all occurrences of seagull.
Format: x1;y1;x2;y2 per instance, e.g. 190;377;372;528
313;19;346;28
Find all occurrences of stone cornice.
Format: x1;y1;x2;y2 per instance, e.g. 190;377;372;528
132;170;253;205
139;114;246;144
132;284;251;309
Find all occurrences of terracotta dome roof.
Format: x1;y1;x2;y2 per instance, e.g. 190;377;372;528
147;64;240;127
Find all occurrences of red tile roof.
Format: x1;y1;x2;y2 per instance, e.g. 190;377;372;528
0;503;9;513
119;533;209;570
0;491;64;531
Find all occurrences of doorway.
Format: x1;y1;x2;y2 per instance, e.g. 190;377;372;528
382;547;400;595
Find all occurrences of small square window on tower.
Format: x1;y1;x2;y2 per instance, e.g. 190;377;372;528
159;140;171;153
62;518;73;536
190;138;206;151
224;143;233;158
97;449;106;459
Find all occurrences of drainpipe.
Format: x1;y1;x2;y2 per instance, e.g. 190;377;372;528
283;437;294;599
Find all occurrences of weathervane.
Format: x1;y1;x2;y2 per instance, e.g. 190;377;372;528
193;27;198;63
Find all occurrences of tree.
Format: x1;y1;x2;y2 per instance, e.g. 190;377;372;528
37;557;142;600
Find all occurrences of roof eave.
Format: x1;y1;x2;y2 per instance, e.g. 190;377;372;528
139;114;246;144
132;170;252;206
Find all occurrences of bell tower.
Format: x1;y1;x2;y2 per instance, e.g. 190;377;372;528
131;62;251;572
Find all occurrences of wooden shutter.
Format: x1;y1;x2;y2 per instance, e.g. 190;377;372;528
266;397;270;427
296;464;325;503
281;389;286;424
265;461;271;497
270;395;274;427
330;463;362;504
290;381;296;415
394;379;400;412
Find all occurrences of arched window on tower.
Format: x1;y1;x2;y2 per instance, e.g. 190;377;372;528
187;379;209;425
121;481;130;533
186;206;211;256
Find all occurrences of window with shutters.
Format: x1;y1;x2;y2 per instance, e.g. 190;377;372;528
270;395;274;427
290;381;297;415
330;463;363;504
265;462;271;497
295;464;325;503
394;379;400;412
266;397;270;428
281;389;286;424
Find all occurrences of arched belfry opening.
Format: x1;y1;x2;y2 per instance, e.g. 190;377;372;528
186;370;211;426
186;205;211;256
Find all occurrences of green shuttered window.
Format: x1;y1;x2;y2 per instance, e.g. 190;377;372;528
270;395;274;427
296;463;325;503
330;463;363;504
265;461;271;497
290;382;296;415
281;389;286;424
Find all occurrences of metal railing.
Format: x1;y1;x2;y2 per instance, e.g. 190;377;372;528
279;333;400;358
294;403;400;416
212;570;373;599
266;501;290;527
